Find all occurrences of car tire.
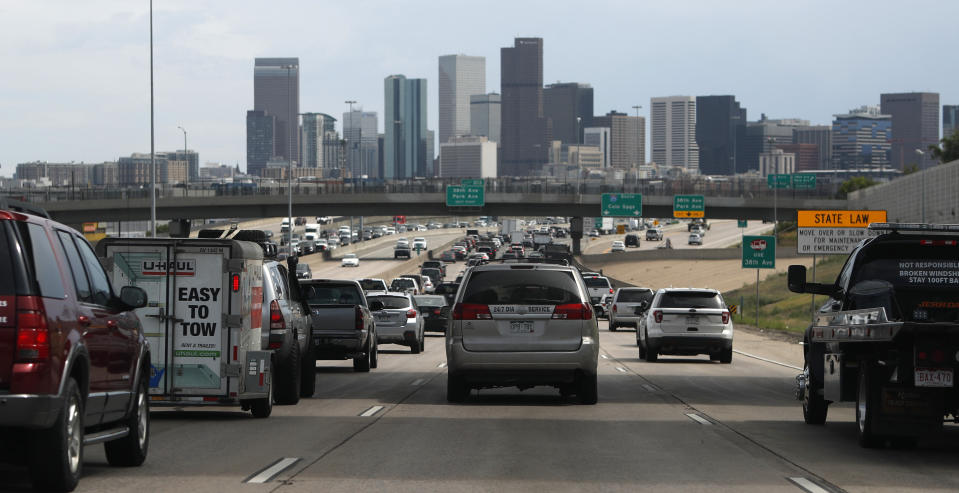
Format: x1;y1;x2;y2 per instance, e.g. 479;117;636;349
354;337;372;372
857;361;884;448
718;347;733;364
446;373;470;403
411;337;421;354
300;335;316;398
609;322;617;332
802;345;828;425
638;338;647;359
250;373;274;419
578;373;598;405
370;332;379;369
30;377;83;492
419;332;426;353
645;347;658;362
274;339;301;405
105;374;150;467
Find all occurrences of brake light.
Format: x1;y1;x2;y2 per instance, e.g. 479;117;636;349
722;310;730;324
609;288;614;294
232;274;240;292
452;303;492;320
552;303;593;320
407;309;417;318
653;310;663;323
433;308;441;315
269;299;285;330
920;239;958;246
16;296;50;361
355;305;364;331
613;304;618;313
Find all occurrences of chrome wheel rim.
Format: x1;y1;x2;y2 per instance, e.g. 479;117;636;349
801;366;811;411
66;395;81;474
136;387;148;448
857;371;867;433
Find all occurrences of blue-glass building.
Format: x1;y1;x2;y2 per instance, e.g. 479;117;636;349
832;106;892;169
384;75;429;179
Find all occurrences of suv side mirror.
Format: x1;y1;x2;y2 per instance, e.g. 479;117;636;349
119;286;148;309
369;300;385;312
787;265;807;293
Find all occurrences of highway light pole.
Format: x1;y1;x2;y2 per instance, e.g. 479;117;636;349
283;64;297;254
177;125;187;158
149;0;156;238
916;149;926;222
632;105;642;190
345;100;356;184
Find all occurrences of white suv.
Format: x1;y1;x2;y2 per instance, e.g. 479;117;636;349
638;288;733;363
445;263;600;404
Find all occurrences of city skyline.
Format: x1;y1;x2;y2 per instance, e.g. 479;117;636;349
2;0;958;172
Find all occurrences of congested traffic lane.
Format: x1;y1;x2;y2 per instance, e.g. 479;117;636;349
580;219;772;254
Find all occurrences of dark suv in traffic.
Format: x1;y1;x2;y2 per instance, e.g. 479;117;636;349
0;203;150;491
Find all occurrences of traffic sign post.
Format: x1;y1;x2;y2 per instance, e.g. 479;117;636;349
446;185;485;207
673;195;705;218
742;234;776;327
601;193;642;217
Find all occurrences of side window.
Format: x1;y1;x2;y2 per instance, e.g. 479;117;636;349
75;239;113;306
269;267;284;298
276;265;292;300
20;223;66;299
835;251;858;295
56;231;92;303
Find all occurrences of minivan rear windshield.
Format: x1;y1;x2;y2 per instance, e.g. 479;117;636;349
658;291;724;309
584;277;611;288
462;270;580;305
618;289;653;303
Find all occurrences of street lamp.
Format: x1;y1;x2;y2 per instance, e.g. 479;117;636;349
632;105;643;189
916;149;926;222
345;100;357;182
149;0;156;238
177;126;187;180
282;63;297;254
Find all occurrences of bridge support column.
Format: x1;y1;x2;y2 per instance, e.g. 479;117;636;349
569;216;583;255
168;219;191;238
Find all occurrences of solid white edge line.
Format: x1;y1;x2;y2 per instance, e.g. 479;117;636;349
616;367;627;373
685;413;712;425
411;378;426;386
733;349;802;371
437;362;447;368
642;384;658;392
601;354;610;359
788;477;831;493
359;405;384;417
245;457;300;484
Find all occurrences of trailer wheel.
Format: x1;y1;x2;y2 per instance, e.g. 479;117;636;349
250;382;273;419
857;361;884;448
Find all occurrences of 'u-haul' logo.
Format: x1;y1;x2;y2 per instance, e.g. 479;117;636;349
142;259;196;276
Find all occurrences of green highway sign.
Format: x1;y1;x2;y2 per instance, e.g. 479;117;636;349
601;193;642;217
767;174;791;189
792;173;816;190
737;219;748;228
594;217;603;229
673;195;705;218
460;179;484;186
446;185;485;207
742;235;776;269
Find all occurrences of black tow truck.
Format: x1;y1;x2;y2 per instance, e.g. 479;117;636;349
788;223;959;447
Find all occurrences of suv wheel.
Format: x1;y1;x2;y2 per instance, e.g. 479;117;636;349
645;347;658;362
30;377;83;491
446;374;470;403
274;340;302;405
578;373;598;405
300;336;316;398
354;337;372;372
105;375;150;466
718;347;733;364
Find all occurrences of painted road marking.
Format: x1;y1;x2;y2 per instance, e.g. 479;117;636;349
685;413;712;425
437;362;448;368
643;384;658;392
733;350;802;371
615;367;627;373
601;354;610;360
788;477;831;493
244;457;300;484
359;405;384;417
411;378;426;386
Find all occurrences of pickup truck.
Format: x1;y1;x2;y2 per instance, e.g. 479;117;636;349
300;280;382;372
788;222;959;448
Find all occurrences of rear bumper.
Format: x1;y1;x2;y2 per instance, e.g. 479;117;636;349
314;331;367;358
446;337;598;384
611;315;642;327
647;332;733;355
377;324;417;345
0;393;62;429
423;318;448;332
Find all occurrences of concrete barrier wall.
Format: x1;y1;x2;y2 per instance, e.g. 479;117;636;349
577;247;805;264
849;159;959;223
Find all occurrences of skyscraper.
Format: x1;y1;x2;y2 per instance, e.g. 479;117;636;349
470;93;501;142
880;92;940;169
501;37;548;176
650;96;698;172
945;105;959;139
584;127;611;168
384;75;429;179
741;115;809;173
832;105;892;169
253;58;300;165
591;111;644;169
343;110;380;178
793;126;833;170
544;83;594;144
695;95;746;175
438;55;486;145
300;113;325;168
246;110;274;176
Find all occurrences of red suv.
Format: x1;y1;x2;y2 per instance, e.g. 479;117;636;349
0;202;150;491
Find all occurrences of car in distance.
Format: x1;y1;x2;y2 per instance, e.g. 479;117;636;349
390;277;419;295
646;228;664;241
341;253;360;267
440;250;456;262
609;287;655;331
688;233;703;246
394;244;412;259
366;291;425;353
0;205;151;491
583;276;614;319
446;262;599;404
358;278;388;293
296;263;313;279
611;241;626;252
638;288;733;363
414;295;451;333
624;234;640;248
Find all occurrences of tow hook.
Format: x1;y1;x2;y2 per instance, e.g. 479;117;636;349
795;371;807;401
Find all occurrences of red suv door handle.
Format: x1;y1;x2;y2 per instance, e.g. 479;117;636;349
78;315;92;327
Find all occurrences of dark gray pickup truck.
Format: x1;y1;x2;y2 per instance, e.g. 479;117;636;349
300;280;381;372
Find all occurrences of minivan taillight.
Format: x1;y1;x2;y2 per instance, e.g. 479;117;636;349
722;311;730;324
16;296;49;361
653;310;663;323
552;303;593;320
452;303;491;320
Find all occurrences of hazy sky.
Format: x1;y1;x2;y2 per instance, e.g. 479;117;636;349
1;0;956;173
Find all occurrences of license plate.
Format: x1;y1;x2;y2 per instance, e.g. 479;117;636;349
510;321;535;333
686;316;699;325
915;368;953;387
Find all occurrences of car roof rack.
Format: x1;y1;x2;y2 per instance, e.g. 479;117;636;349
868;223;959;233
0;197;51;219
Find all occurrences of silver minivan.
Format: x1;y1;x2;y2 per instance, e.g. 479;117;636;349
445;263;599;404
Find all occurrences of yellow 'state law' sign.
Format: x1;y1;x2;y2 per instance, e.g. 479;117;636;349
796;210;887;228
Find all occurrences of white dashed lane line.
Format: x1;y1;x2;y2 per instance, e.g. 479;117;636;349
411;378;426;386
685;413;712;425
244;457;300;484
788;477;832;493
359;405;384;417
437;362;447;368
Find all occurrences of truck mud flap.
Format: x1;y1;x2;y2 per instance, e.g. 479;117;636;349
876;387;944;436
243;350;272;396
